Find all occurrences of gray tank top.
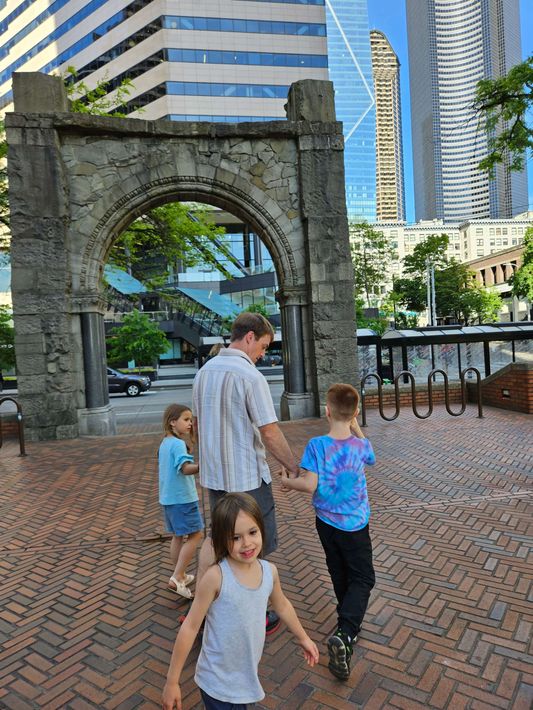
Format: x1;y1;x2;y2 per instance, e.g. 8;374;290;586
195;557;273;704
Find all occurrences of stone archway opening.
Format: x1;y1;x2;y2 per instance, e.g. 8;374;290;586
100;193;298;402
7;73;357;440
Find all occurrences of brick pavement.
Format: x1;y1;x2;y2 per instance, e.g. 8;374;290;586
0;406;531;709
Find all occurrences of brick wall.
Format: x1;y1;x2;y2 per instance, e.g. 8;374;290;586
467;363;533;414
363;382;463;409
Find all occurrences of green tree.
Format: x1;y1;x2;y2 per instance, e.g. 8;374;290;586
244;303;270;318
107;309;169;367
510;225;533;301
403;233;450;276
474;55;533;175
112;203;228;287
392;276;427;313
63;66;134;117
350;222;396;307
0;304;15;374
392;235;502;325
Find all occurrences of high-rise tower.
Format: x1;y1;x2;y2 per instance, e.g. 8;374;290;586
325;0;376;220
370;29;405;222
406;0;528;222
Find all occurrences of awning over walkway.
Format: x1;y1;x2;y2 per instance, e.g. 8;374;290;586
175;287;241;319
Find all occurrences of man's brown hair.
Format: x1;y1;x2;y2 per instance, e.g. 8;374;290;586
326;383;360;422
211;492;265;563
230;312;274;343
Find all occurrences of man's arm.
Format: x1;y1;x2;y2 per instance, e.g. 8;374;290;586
258;422;299;476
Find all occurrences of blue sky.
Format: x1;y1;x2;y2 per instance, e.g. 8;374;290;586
367;0;533;222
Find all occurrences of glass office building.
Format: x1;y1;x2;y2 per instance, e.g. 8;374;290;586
325;0;376;221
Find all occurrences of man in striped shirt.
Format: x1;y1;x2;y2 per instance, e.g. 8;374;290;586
192;312;300;634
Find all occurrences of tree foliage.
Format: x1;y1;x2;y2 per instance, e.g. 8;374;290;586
0;305;15;372
107;309;169;367
350;222;396;306
111;203;228;287
474;55;533;175
63;66;134;117
510;225;533;301
392;235;502;325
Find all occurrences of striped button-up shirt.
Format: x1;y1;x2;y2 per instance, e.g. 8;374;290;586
192;348;277;492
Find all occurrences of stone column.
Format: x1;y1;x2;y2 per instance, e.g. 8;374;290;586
7;73;79;440
288;80;358;412
75;294;117;437
277;287;314;420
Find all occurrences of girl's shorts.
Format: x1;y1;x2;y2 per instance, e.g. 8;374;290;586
163;501;204;536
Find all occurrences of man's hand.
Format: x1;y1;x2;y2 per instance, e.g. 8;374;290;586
279;466;291;492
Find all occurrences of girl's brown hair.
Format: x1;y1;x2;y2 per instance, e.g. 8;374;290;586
162;403;195;451
211;493;265;563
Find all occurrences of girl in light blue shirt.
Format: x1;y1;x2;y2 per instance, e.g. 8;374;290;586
159;404;204;599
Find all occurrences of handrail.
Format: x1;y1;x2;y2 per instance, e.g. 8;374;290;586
0;396;27;456
360;367;483;425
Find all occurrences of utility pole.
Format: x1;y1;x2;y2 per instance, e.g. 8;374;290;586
431;263;437;326
426;258;432;326
426;259;437;326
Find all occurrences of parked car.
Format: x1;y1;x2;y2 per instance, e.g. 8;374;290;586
107;367;151;397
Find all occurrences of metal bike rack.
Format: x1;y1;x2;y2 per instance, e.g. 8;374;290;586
360;367;483;426
0;396;27;456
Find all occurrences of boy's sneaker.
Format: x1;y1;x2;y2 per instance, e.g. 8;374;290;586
327;630;353;680
265;609;281;636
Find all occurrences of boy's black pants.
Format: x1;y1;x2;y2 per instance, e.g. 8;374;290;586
316;517;375;640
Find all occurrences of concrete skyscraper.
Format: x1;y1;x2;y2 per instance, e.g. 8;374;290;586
370;29;405;222
0;2;329;120
406;0;528;222
0;0;377;220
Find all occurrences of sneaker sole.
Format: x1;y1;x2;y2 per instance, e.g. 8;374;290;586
327;636;350;680
265;619;281;636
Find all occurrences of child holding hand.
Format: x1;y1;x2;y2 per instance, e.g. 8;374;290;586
280;383;376;681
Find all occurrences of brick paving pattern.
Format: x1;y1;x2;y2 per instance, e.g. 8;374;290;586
0;406;531;709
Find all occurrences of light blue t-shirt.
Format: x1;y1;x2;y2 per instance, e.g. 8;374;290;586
301;435;375;532
158;436;198;505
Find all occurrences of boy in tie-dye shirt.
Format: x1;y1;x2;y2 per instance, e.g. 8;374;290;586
280;383;375;681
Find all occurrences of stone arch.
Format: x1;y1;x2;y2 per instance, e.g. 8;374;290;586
79;174;300;297
7;74;357;440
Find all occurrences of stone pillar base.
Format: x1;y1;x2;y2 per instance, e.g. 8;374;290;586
280;392;316;421
78;405;117;437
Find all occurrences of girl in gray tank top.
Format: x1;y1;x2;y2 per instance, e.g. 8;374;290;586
162;493;319;710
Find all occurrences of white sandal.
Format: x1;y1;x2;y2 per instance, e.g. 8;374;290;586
168;575;194;596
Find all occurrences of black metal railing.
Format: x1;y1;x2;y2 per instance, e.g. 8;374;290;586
0;396;27;456
360;367;483;426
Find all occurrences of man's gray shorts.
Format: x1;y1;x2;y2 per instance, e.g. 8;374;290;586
207;481;278;557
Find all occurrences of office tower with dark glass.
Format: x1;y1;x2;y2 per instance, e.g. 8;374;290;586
370;29;405;222
325;0;376;220
406;0;528;222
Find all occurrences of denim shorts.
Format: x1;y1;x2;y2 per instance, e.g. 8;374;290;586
162;501;204;536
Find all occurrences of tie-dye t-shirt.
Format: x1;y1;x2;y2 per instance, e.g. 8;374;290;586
301;435;375;532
